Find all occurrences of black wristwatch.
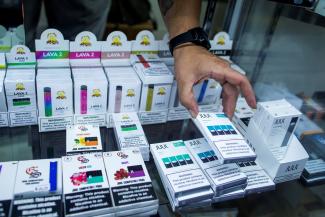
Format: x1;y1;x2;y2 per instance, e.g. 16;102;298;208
169;27;211;56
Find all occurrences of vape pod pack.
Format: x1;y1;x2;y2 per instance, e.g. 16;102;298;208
62;153;114;217
12;159;63;217
251;99;302;158
184;138;248;197
150;140;214;211
105;67;141;127
131;31;173;124
5;45;38;126
0;53;8;127
70;31;101;67
0;25;11;52
209;32;233;61
232;97;255;137
112;112;149;161
236;160;275;195
193;112;256;164
101;31;131;67
37;68;74;131
72;67;108;126
66;124;102;155
0;161;18;217
103;149;158;216
35;29;69;68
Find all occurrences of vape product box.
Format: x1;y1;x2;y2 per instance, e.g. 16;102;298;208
131;30;158;55
103;149;158;216
70;31;101;67
12;159;63;217
0;54;8;127
0;161;18;217
112;112;149;161
237;160;275;195
62;153;114;217
66;124;103;155
185;138;248;196
193;79;222;106
35;28;69;67
212;189;245;203
150;140;213;198
158;33;174;66
193;112;256;164
232;98;255;137
209;32;233;61
246;120;308;183
101;31;131;67
0;25;11;52
105;67;141;127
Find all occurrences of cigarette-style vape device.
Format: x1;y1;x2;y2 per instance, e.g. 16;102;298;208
146;84;154;111
114;86;122;113
80;85;87;114
44;87;52;117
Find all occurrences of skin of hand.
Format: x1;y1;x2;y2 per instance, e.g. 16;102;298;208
173;44;257;118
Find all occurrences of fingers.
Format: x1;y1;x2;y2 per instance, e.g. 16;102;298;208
177;79;199;118
222;83;239;119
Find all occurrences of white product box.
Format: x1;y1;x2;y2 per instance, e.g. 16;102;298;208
66;125;102;155
246;120;309;183
35;28;69;67
237;160;275;195
209;32;233;61
193;79;222;106
11;25;25;46
112;113;149;161
70;31;101;67
0;161;18;217
12;159;63;217
101;31;131;67
62;153;114;217
212;189;245;203
0;61;8;127
185;138;247;196
150;140;213;198
103;149;158;215
232;98;255;137
131;30;158;55
193;112;256;164
158;33;174;66
0;25;11;52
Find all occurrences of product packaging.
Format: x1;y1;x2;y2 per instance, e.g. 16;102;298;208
209;32;233;61
5;45;38;126
246;120;308;183
150;140;214;209
66;124;102;155
232;97;255;137
72;67;108;126
12;159;63;216
105;67;141;127
212;189;245;203
0;53;8;127
0;25;11;52
35;28;69;67
62;153;114;217
185;138;248;196
112;112;149;161
37;68;74;131
193;112;256;163
0;161;18;217
103;149;158;216
69;31;101;67
158;33;174;66
237;160;275;195
131;30;173;124
10;25;25;46
101;31;131;67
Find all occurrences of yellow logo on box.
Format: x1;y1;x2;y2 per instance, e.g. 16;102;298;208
16;47;25;54
111;36;122;46
92;89;101;97
56;91;66;99
157;87;166;95
46;33;59;45
140;35;150;46
217;35;225;45
126;89;135;97
122;114;130;119
16;83;25;90
80;36;91;46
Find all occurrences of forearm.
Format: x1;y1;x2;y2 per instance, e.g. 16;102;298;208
158;0;201;38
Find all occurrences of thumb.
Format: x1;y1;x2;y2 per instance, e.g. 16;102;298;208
177;80;199;118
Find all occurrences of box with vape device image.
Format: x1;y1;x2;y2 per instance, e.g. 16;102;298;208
0;53;8;127
193;112;256;164
12;159;63;217
105;67;142;128
103;149;158;216
232;97;255;137
0;161;18;217
101;31;132;67
37;68;74;132
184;138;248;197
72;67;108;126
66;124;102;155
131;30;173;125
150;140;214;206
62;153;114;217
5;45;38;126
70;31;101;67
209;32;233;61
35;28;69;68
112;112;150;161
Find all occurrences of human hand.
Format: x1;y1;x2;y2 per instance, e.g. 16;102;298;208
173;44;256;118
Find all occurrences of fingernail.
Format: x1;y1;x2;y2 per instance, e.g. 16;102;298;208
189;110;197;118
